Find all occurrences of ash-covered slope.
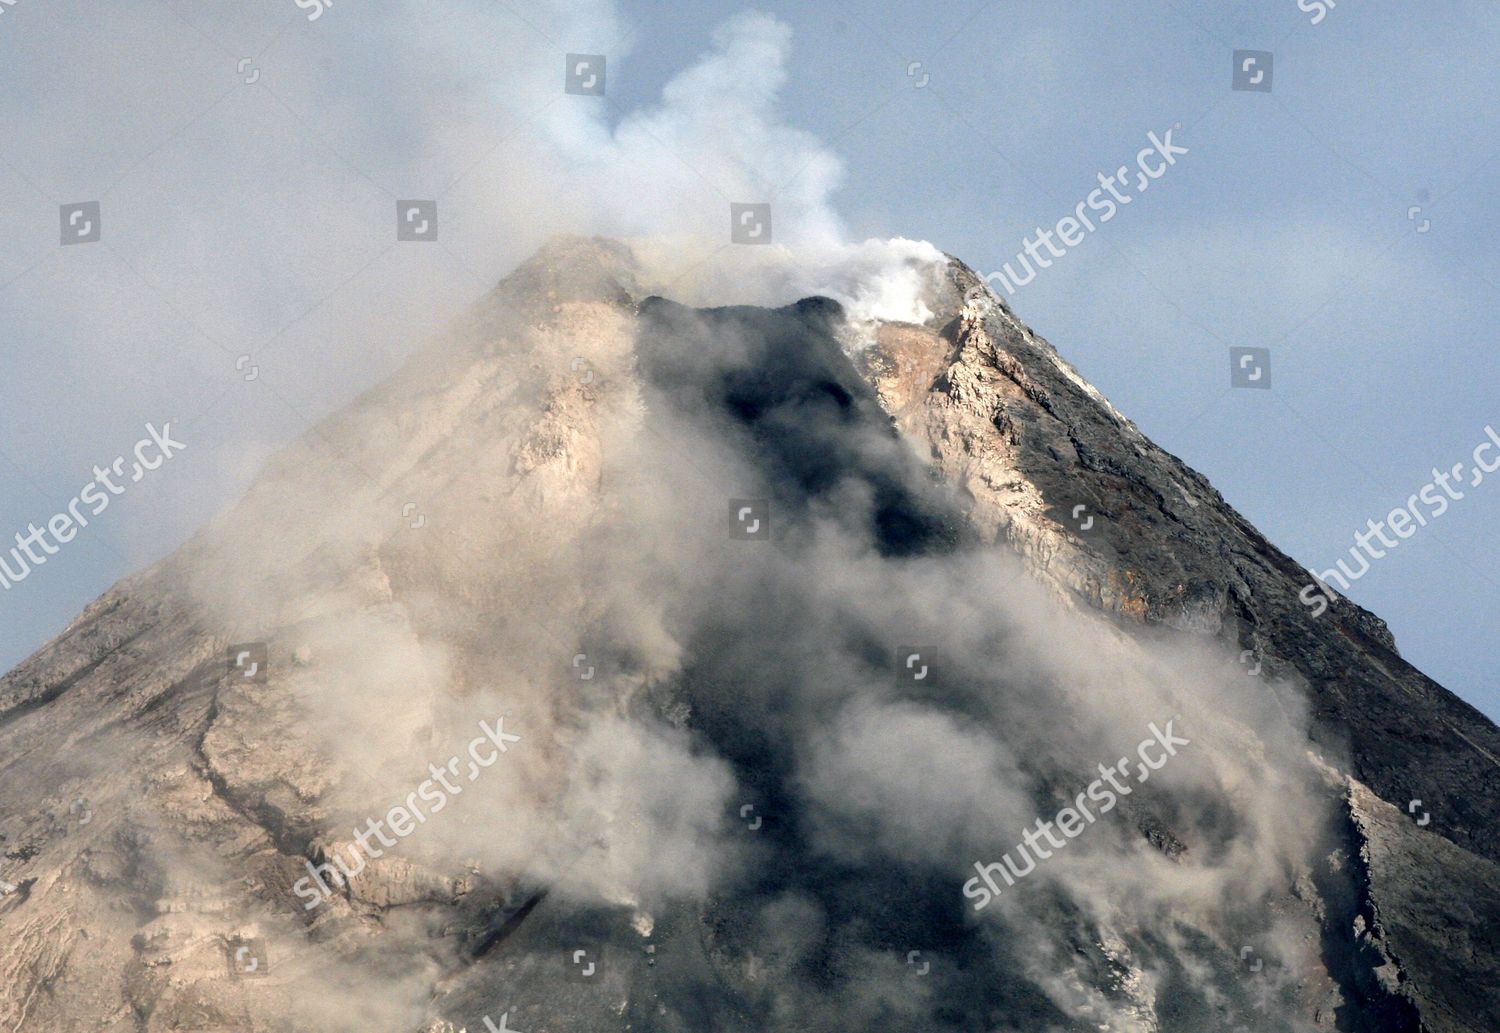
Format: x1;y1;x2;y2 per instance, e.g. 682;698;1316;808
0;237;1495;1033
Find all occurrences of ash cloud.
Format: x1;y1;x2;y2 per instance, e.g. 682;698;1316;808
555;294;1337;1031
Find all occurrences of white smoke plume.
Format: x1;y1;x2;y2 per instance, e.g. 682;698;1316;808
0;0;942;592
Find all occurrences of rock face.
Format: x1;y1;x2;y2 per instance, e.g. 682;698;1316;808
0;236;1495;1033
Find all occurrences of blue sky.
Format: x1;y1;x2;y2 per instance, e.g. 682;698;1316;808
1;0;1497;719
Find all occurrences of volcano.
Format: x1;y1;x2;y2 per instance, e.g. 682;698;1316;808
1;237;1495;1033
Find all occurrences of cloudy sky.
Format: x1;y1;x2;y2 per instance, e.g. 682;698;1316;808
1;0;1497;721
